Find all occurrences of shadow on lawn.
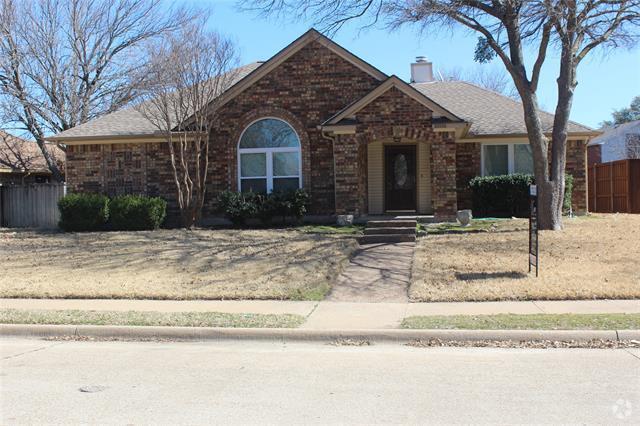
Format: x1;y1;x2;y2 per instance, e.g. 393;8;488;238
4;228;357;298
455;271;528;281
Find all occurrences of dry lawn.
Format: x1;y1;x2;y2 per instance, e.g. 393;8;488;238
0;228;358;300
410;214;640;302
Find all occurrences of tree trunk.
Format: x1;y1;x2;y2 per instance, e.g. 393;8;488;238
513;83;562;230
34;135;65;182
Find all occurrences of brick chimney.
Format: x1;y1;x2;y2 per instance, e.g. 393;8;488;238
410;56;434;83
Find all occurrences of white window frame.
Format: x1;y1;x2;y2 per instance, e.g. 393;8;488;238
237;117;303;193
480;142;532;176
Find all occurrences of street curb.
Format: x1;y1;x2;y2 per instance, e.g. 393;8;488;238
2;324;639;343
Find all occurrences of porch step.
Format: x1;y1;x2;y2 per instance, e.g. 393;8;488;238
363;227;416;235
366;220;417;228
359;218;418;245
359;234;416;244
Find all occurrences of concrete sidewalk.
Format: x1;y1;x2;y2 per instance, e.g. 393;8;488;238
2;298;639;330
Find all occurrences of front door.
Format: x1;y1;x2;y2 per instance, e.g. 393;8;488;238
385;145;417;211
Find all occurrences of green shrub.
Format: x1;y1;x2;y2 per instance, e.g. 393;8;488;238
109;195;166;230
58;193;109;232
470;174;574;218
217;189;311;226
217;190;259;226
470;174;533;217
266;189;311;224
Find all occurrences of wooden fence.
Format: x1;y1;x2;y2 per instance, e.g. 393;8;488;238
588;159;640;213
0;183;66;228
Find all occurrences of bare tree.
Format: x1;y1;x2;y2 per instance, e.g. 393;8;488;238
627;135;640;159
136;24;239;229
0;130;64;180
0;0;198;182
245;0;640;230
438;66;518;98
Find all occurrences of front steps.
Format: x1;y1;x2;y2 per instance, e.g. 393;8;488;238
359;219;417;244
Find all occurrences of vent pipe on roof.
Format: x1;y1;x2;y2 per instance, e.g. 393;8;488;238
411;56;434;83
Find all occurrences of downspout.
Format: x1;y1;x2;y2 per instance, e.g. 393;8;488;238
318;126;338;215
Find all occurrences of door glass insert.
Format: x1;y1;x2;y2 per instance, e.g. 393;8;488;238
394;154;408;188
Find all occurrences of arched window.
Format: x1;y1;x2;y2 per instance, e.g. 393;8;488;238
238;118;302;193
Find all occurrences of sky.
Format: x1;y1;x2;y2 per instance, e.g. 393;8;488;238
205;0;640;129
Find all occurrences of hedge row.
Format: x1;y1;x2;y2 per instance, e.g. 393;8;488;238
469;173;573;218
217;189;310;226
58;194;167;232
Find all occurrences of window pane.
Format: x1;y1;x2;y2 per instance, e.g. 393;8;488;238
514;144;534;174
239;119;300;148
273;152;299;176
241;178;267;193
240;153;266;177
273;177;300;192
484;145;509;176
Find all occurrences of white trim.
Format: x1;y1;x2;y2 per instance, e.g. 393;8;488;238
480;141;533;176
237;117;302;193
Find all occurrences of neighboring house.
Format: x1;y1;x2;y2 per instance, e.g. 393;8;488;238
587;120;640;165
0;131;65;184
48;29;597;221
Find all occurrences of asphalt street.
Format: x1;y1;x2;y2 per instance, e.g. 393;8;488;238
1;338;639;424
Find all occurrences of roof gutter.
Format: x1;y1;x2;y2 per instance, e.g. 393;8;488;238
46;131;203;145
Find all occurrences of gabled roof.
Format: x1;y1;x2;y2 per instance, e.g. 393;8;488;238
412;81;596;137
49;29;388;142
48;62;262;141
0;130;64;174
323;76;462;126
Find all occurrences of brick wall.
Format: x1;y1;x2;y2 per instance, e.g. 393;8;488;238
453;140;588;214
431;132;458;218
66;143;181;220
455;142;481;210
333;86;437;215
206;40;382;216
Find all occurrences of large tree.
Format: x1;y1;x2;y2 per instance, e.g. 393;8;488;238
0;0;198;182
600;95;640;127
246;0;640;229
135;23;238;229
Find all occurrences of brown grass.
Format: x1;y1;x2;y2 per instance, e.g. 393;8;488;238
0;228;357;300
410;214;640;302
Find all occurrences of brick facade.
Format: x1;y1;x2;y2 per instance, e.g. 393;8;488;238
63;38;589;222
453;139;588;214
205;40;381;216
455;142;481;210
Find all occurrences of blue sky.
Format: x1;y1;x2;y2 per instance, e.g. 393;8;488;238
206;1;640;129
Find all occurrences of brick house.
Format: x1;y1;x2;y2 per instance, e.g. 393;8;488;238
49;29;598;222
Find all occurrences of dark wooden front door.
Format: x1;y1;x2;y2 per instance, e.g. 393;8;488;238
385;145;417;211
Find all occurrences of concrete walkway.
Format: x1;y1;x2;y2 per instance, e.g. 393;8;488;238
326;242;414;303
2;298;639;330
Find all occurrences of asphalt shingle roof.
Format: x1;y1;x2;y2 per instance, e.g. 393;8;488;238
50;62;263;140
412;80;594;136
0;130;64;173
51;62;595;140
